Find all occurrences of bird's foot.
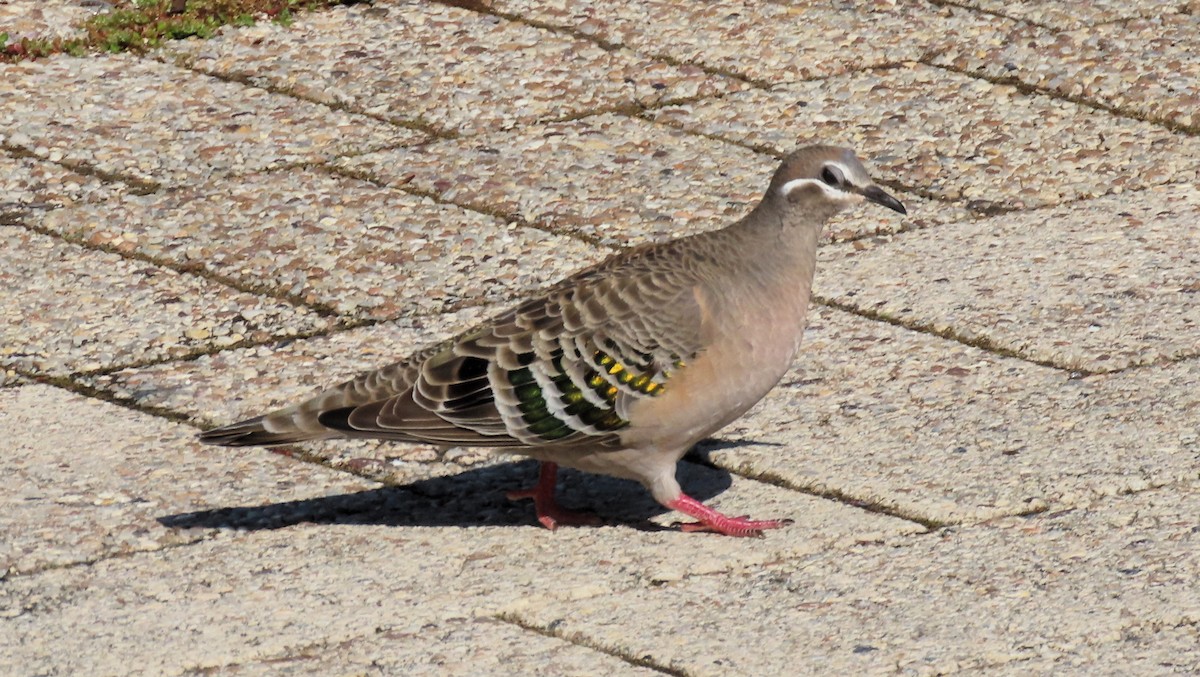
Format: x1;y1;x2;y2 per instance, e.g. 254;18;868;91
506;461;603;531
666;494;793;537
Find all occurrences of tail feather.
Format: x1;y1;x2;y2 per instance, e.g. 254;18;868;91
198;415;321;447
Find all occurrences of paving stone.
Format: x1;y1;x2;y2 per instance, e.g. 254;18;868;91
817;182;1200;372
503;485;1200;676
0;384;376;576
0;151;129;209
0;228;327;376
168;1;744;137
947;0;1183;30
35;169;603;320
1;479;915;677
956;632;1200;677
707;305;1200;525
342;114;953;247
0;0;99;41
653;63;1200;211
491;0;1024;85
0;53;419;188
933;13;1200;131
190;617;660;676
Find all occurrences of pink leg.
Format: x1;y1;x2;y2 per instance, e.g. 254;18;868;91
506;462;602;530
665;493;793;537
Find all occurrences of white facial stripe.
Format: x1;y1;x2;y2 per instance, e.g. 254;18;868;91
779;177;849;200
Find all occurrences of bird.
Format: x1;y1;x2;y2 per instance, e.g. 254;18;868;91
199;145;906;537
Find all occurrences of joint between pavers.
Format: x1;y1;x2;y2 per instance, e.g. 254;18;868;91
766;60;914;90
818;292;1200;377
79;292;508;378
686;450;949;531
322;162;619;251
493;612;691;677
17;217;343;318
75;315;371;379
13;367;212;428
0;534;210;584
1;141;162;195
926;0;1062;33
11;365;401;489
923;60;1200;137
435;0;772;91
162;52;459;140
641;107;981;217
812;294;1100;377
541;81;765;129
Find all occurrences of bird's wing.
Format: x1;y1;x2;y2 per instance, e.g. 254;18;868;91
302;246;707;448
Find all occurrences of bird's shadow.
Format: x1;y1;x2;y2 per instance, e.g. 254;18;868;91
159;437;777;533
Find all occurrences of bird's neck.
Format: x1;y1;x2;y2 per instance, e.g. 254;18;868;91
698;201;827;320
728;201;824;282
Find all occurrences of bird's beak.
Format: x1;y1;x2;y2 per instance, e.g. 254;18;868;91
859;185;907;215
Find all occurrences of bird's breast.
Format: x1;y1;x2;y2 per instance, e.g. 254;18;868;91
622;294;808;451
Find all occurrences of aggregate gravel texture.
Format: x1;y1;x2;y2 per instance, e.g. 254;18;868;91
1;372;28;387
35;169;603;320
817;182;1200;372
0;53;421;188
5;0;1200;672
0;0;100;40
0;153;130;208
490;0;1026;85
342;114;958;247
0;384;377;576
933;13;1200;132
2;489;917;676
0;228;327;376
504;485;1200;675
943;0;1184;30
184;617;662;677
168;1;744;137
711;305;1200;525
653;63;1200;211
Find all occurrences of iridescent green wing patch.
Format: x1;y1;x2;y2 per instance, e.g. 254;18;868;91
501;347;676;443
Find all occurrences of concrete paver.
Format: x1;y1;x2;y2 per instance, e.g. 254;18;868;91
946;0;1184;30
0;228;327;376
343;114;956;247
191;617;662;676
34;169;603;320
0;53;420;188
706;305;1200;524
934;13;1200;131
0;384;376;576
503;485;1200;676
0;0;99;41
169;1;743;136
0;152;128;208
2;465;919;675
4;0;1200;673
818;182;1200;372
492;0;1024;85
654;63;1200;210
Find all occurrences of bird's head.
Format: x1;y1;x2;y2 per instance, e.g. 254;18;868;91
767;145;906;219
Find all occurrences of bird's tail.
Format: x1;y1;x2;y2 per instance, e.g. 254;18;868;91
198;415;325;447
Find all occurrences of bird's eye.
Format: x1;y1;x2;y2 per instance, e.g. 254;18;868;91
820;166;841;186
